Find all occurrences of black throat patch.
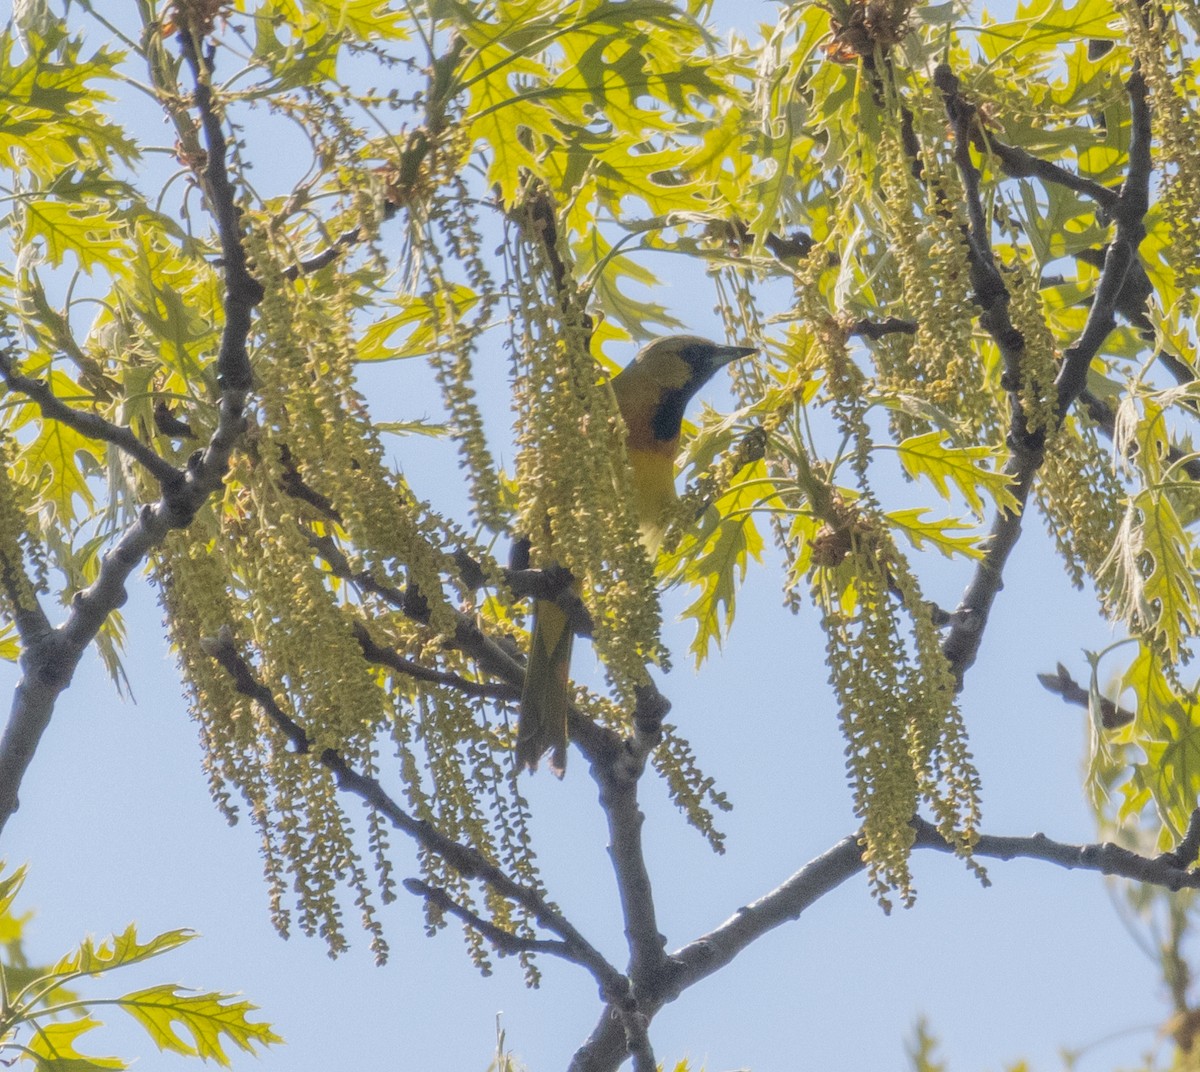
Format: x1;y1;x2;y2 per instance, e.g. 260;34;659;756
650;388;688;442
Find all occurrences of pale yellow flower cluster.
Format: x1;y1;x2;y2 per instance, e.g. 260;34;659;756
876;126;985;430
0;432;45;616
1005;262;1060;439
1124;1;1200;313
1036;419;1126;592
812;502;982;909
155;223;540;972
781;242;983;905
410;175;508;531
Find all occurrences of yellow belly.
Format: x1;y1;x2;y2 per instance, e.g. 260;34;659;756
627;447;676;555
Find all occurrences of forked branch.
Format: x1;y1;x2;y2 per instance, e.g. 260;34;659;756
570;814;1200;1071
0;29;261;837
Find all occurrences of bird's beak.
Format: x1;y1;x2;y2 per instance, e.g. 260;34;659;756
707;344;757;371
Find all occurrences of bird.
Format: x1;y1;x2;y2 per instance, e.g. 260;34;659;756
516;335;756;775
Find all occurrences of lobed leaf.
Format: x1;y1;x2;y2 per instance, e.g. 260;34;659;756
118;984;282;1066
53;925;195;977
886;507;985;560
674;461;768;665
23;1017;125;1071
893;432;1019;517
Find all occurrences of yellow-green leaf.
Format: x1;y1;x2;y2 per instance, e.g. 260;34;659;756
24;1017;126;1070
672;461;767;664
1138;491;1200;658
886;508;985;560
892;432;1019;517
297;0;409;39
359;285;480;361
0;30;134;176
21;199;128;275
16;409;101;523
119;984;282;1066
0;862;28;919
53;925;195;976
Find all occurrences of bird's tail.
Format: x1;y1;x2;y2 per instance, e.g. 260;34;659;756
516;598;573;776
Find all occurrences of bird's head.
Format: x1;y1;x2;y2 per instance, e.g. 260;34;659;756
612;335;757;452
625;335;757;400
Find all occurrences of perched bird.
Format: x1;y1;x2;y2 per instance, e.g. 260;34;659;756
516;335;756;774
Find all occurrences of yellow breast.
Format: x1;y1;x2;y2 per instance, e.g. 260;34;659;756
626;447;676;555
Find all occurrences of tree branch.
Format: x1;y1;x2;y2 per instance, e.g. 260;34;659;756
939;462;1037;682
401;878;566;958
201;628;636;1006
591;759;668;991
568;834;866;1072
571;814;1200;1071
176;28;262;392
935;63;1038;460
0;34;260;839
911;816;1200;887
970;127;1120;210
351;620;520;702
938;62;1152;682
933;63;1044;682
0;356;183;486
847;316;918;340
282;219;380;281
1055;66;1151;412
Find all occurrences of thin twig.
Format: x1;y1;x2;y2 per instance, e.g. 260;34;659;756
277;442;343;522
305;529;533;689
971;128;1120;210
847;316;918;340
1038;661;1134;729
352;621;520;702
283;223;369;280
402;878;566;957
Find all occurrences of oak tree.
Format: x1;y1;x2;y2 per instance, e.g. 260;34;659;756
2;0;1200;1068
